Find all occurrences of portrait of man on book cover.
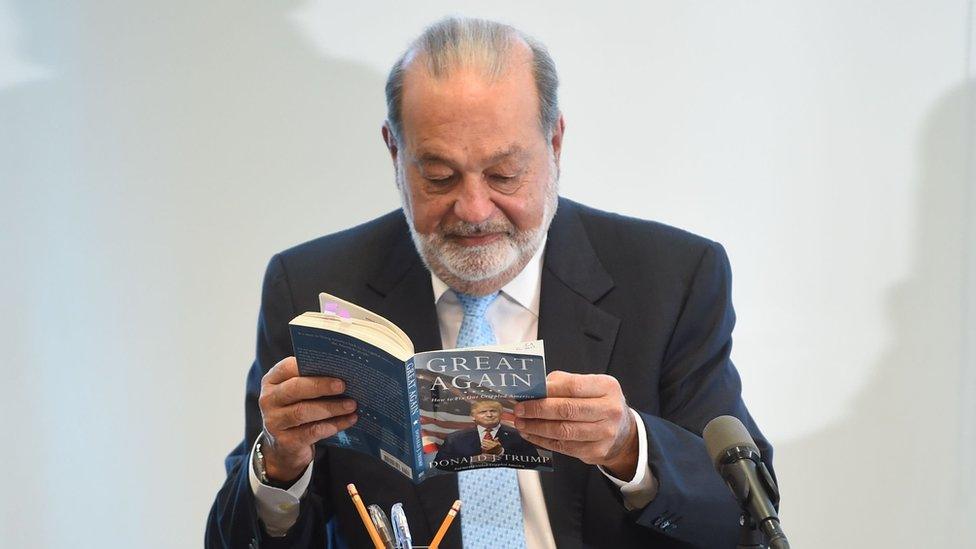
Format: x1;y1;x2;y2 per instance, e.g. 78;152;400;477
432;399;550;472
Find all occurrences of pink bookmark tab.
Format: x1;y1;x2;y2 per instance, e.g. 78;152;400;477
323;302;352;319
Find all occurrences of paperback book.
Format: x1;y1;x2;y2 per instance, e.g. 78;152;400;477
288;292;552;483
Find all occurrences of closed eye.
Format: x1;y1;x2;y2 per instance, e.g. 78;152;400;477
487;173;523;194
424;173;458;187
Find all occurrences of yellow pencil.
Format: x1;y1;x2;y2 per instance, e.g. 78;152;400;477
429;499;462;549
347;483;385;549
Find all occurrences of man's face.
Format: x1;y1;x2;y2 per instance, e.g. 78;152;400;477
386;42;563;294
470;402;502;429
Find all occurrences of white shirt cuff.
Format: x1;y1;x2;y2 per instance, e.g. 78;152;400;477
247;438;314;537
598;408;659;510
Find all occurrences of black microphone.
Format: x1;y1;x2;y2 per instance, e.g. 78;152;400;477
703;415;790;549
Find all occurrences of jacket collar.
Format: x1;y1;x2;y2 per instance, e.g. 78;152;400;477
543;198;615;303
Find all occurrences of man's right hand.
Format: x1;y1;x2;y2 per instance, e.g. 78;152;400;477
481;438;503;455
258;356;358;483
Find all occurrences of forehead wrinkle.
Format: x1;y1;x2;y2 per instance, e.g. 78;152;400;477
485;145;528;165
414;144;528;169
416;152;453;164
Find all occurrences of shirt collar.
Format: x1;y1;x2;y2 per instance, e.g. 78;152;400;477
477;425;501;438
430;237;547;315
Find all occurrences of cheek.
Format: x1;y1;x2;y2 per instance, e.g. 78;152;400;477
405;185;451;234
500;159;553;229
496;187;546;230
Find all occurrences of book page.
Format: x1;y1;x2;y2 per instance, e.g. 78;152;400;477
291;312;412;362
318;292;413;354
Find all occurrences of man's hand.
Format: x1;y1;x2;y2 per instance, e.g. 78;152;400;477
481;438;503;455
514;371;639;479
258;357;358;483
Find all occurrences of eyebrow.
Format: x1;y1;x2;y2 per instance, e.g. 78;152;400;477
416;145;528;166
484;146;528;165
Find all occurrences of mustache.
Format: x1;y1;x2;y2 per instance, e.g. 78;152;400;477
439;219;514;237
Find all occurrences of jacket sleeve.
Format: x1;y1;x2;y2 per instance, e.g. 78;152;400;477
205;254;334;548
629;241;775;548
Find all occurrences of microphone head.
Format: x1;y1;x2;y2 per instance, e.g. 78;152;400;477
703;415;760;470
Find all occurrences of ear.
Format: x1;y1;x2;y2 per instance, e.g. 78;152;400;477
549;114;566;166
381;122;399;163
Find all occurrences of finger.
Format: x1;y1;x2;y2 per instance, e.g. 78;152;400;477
543;371;618;399
291;413;360;446
520;432;604;465
271;397;358;430
514;397;608;421
271;376;347;407
263;357;299;385
515;417;610;442
520;432;572;455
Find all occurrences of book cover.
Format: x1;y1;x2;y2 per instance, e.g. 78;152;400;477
415;340;553;473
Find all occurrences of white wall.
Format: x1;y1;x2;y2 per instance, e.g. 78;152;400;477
1;1;973;546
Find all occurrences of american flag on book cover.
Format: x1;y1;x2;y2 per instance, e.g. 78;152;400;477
416;369;520;453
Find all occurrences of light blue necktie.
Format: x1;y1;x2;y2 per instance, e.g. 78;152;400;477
454;291;527;549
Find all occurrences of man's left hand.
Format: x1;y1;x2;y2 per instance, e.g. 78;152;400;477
514;371;639;479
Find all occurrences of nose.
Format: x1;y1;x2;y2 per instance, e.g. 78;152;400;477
452;177;495;224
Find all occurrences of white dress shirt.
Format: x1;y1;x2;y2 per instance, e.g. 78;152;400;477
477;425;501;441
250;239;659;543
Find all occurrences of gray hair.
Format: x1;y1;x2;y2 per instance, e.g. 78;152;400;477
384;17;560;143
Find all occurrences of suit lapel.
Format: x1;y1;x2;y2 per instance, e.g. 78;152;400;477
362;219;462;546
538;199;621;549
539;199;619;379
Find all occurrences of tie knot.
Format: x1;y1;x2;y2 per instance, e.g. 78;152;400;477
455;291;499;319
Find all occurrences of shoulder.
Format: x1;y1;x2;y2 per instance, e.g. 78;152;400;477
561;198;721;259
259;208;410;302
445;426;478;439
441;428;478;447
497;424;526;440
553;198;730;284
276;209;408;273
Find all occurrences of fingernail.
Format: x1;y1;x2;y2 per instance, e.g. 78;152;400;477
344;400;356;411
332;380;344;392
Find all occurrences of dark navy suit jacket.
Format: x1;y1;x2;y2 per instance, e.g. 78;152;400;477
206;198;774;548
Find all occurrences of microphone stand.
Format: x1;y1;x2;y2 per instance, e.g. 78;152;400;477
723;446;791;549
736;511;790;549
736;513;765;549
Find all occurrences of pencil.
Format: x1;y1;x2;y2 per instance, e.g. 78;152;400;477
429;499;462;549
347;483;385;549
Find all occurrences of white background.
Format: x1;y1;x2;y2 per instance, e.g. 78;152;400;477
1;1;974;547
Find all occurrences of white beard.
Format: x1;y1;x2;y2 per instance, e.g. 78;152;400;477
398;162;559;294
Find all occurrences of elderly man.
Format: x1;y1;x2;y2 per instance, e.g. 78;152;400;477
207;17;772;549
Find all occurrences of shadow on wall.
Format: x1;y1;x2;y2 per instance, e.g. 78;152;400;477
776;81;974;547
0;1;395;547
